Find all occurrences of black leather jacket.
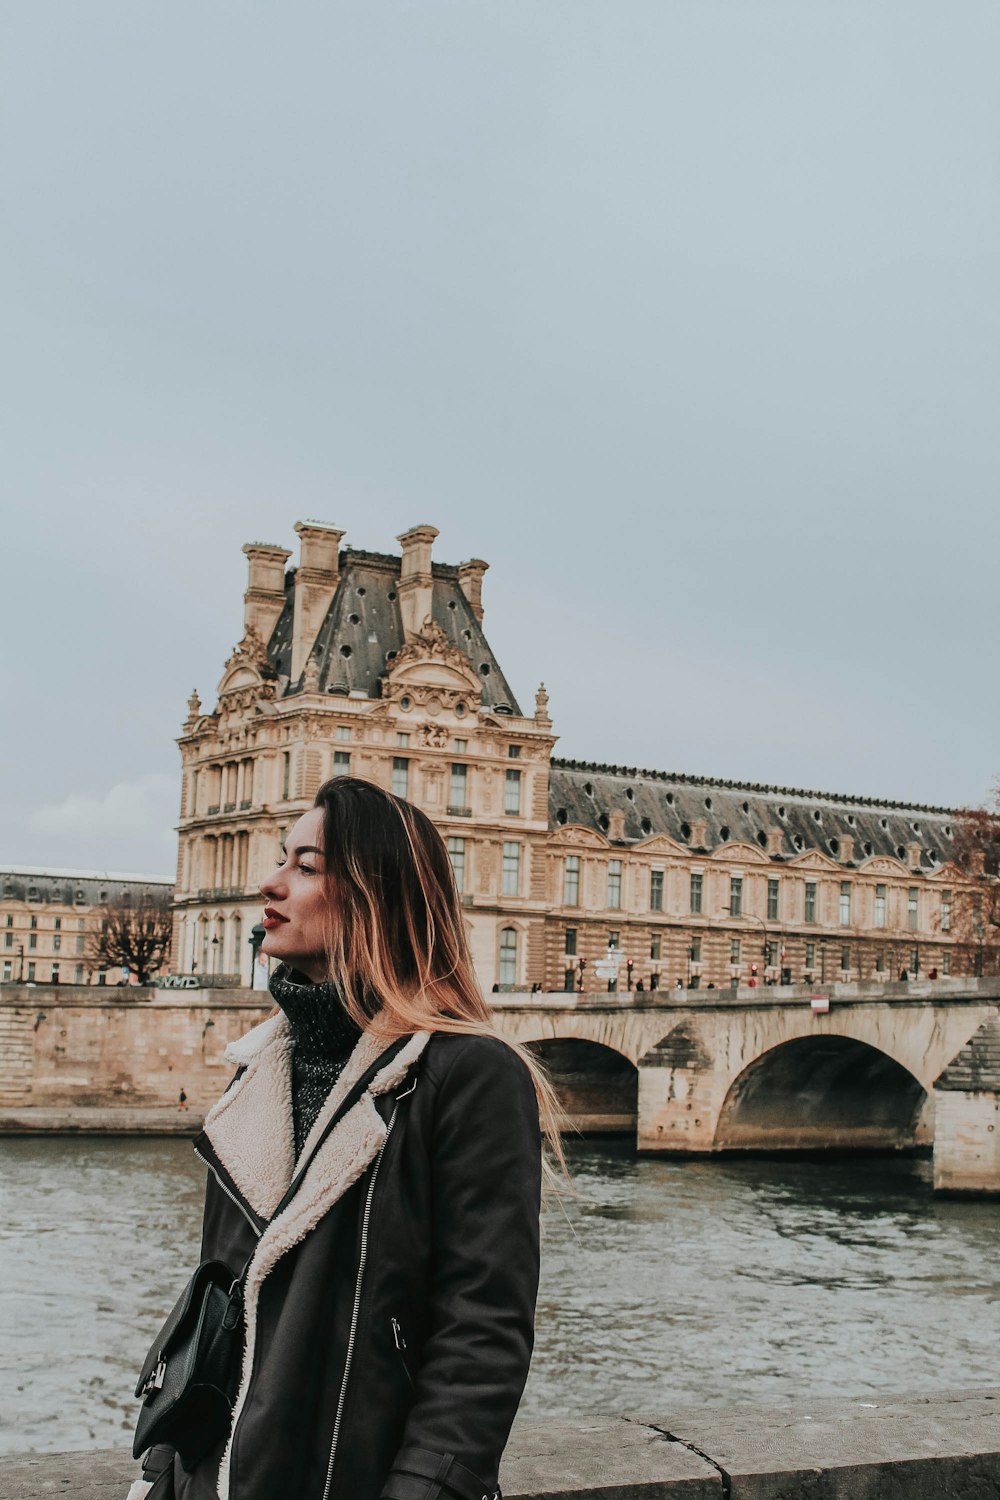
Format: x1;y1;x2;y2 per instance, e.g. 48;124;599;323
140;1026;541;1500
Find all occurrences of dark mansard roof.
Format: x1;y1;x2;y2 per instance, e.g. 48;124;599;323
0;867;173;904
267;551;522;714
548;761;959;871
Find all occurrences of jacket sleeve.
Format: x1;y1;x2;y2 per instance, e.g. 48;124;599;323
380;1036;542;1500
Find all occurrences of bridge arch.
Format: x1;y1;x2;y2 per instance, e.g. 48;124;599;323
525;1037;638;1135
714;1034;929;1153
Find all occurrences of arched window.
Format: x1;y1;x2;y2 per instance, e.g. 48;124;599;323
499;927;518;987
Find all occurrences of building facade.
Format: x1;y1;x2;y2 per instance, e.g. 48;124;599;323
172;522;984;991
0;867;174;986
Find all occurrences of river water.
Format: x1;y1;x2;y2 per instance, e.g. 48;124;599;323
2;1136;1000;1454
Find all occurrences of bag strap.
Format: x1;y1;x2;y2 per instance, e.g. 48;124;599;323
269;1033;413;1224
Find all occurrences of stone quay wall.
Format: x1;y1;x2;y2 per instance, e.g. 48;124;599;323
0;985;271;1120
5;1393;1000;1498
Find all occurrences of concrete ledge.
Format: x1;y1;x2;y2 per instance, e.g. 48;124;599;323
4;1393;1000;1498
643;1389;1000;1499
0;1107;203;1135
503;1417;722;1496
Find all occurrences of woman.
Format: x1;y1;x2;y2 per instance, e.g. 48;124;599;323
127;775;555;1500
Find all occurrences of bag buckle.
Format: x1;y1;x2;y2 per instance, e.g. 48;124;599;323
142;1357;167;1398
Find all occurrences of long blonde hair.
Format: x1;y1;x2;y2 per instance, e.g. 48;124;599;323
312;775;565;1171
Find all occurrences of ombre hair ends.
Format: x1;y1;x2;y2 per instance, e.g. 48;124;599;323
312;775;564;1169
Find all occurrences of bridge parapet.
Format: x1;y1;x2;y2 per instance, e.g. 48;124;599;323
491;976;1000;1010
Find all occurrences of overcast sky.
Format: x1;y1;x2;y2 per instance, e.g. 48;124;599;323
2;0;998;877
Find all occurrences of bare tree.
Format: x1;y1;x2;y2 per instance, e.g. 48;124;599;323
950;800;1000;976
86;887;173;986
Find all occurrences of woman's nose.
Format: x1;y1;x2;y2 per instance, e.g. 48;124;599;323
259;869;283;899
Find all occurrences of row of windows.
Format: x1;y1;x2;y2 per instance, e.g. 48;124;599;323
275;742;526;812
282;750;525;818
1;961;87;983
449;765;522;816
562;927;951;980
2;886;108;905
6;915;86;928
3;932;88;952
445;839;524;895
562;859;952;929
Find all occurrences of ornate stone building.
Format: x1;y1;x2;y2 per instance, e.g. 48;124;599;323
173;522;982;991
0;867;173;986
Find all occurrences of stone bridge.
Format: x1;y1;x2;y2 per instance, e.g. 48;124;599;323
490;977;1000;1190
2;977;999;1191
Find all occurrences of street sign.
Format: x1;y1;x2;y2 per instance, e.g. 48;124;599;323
593;948;623;982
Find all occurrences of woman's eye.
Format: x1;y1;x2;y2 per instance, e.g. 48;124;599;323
299;864;316;876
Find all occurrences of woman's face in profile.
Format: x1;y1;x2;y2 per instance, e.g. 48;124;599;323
259;807;331;978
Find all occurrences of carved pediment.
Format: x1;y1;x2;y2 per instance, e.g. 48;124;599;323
924;861;966;883
217;625;275;702
786;849;844;872
547;825;609;850
708;841;770;864
859;855;910;876
382;619;482;716
634;833;689;859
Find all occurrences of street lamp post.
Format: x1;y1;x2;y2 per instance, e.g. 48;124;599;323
249;923;269;991
718;907;769;985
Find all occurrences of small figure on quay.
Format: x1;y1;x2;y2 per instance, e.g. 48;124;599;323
125;775;557;1500
176;1089;188;1113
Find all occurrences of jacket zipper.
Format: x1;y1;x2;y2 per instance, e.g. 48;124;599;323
193;1144;265;1237
390;1317;414;1388
321;1104;399;1500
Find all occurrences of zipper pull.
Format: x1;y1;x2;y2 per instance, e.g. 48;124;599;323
390;1316;407;1351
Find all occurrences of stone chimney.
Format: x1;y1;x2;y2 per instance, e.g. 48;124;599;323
397;524;439;639
458;558;488;622
689;818;708;849
607;810;626;841
291;521;345;683
906;841;923;872
840;834;855;865
765;827;784;858
242;542;292;641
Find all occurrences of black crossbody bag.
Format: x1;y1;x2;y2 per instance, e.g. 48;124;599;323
132;1037;411;1470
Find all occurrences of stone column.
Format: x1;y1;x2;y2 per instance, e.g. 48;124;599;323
933;1018;1000;1193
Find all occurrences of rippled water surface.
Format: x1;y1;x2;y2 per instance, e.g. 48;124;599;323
3;1136;1000;1453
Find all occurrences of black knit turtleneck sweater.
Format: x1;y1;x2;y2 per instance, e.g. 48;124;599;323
269;965;362;1157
